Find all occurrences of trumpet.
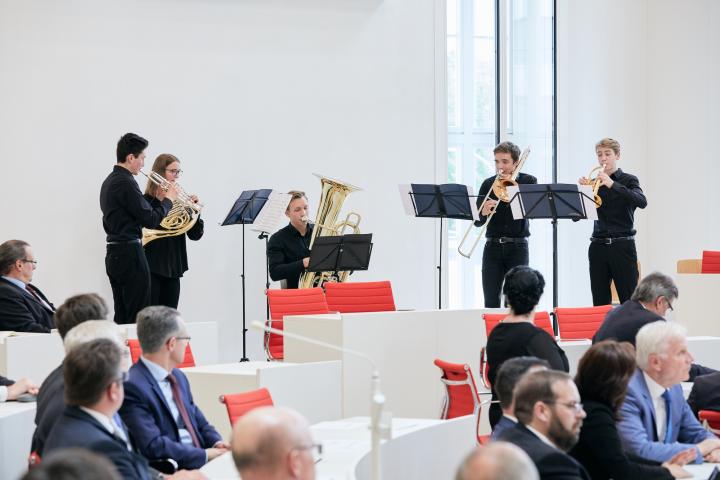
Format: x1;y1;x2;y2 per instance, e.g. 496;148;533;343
586;164;606;208
457;147;530;259
140;170;203;245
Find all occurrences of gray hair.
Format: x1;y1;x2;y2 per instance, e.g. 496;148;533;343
631;272;678;303
136;306;183;353
455;442;539;480
635;320;687;370
0;239;30;275
63;320;125;354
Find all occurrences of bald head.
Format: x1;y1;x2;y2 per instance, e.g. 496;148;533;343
231;406;315;480
456;442;539;480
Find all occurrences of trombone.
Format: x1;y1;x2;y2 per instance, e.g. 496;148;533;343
456;147;530;259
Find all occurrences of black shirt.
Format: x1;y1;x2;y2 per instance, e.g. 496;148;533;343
268;223;314;289
475;172;537;238
100;166;172;242
143;195;204;278
592;168;647;238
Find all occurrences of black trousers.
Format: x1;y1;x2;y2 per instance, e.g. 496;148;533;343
588;240;639;306
150;273;181;309
105;242;151;324
482;241;529;308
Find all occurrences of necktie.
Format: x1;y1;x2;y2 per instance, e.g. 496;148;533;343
166;373;202;448
26;285;51;310
113;413;132;451
662;389;673;442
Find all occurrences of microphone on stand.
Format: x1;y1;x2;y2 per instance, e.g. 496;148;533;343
251;321;391;480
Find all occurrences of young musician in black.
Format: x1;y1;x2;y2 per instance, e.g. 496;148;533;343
100;133;177;324
143;154;203;309
476;141;536;308
267;191;313;289
579;138;647;306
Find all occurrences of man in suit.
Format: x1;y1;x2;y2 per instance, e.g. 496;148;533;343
618;320;720;464
688;371;720;417
0;374;38;403
231;406;318;480
490;356;549;440
455;442;539;480
0;239;55;332
120;306;228;470
497;370;590;479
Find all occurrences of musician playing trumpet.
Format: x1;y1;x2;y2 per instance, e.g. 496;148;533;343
578;138;647;306
267;191;314;289
143;154;204;309
476;141;537;308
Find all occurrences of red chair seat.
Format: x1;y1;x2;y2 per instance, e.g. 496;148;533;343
554;305;612;340
324;281;396;313
482;311;554;338
126;339;195;368
701;251;720;274
219;388;274;426
266;288;330;360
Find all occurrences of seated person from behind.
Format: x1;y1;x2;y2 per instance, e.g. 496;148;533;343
267;191;312;289
21;448;123;480
455;442;539;480
570;340;694;479
496;370;589;480
120;306;228;470
688;370;720;417
618;321;720;464
231;406;318;480
0;239;55;332
0;374;38;403
490;356;549;440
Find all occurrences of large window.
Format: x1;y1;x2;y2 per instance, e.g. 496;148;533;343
447;0;555;309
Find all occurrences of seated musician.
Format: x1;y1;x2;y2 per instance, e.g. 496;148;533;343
267;191;313;289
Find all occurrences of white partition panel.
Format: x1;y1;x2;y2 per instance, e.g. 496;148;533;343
0;402;36;480
673;274;720;337
0;332;64;384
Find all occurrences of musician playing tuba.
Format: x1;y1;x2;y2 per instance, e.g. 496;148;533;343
267;191;313;289
143;154;204;309
475;141;536;308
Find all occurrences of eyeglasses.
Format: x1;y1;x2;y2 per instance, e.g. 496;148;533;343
547;401;584;413
165;168;183;176
293;443;323;463
664;297;674;311
175;336;192;342
20;259;38;265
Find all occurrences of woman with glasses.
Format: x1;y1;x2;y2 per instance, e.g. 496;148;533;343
143;154;203;309
570;340;693;479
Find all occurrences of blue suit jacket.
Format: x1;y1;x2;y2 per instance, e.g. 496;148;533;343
617;368;713;463
119;360;222;470
491;414;517;441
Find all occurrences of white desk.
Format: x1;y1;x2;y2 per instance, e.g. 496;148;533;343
558;340;592;377
123;321;218;366
674;274;720;337
201;416;476;480
0;332;64;384
685;462;719;479
182;361;342;438
0;402;36;480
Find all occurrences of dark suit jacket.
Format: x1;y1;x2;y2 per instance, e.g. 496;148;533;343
32;363;65;454
497;423;590;480
570;399;673;480
0;375;14;387
0;277;54;332
44;406;153;480
688;371;720;416
490;414;517;441
119;360;222;469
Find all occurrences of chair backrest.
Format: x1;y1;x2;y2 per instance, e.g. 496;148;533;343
677;259;702;274
554;305;612;340
324;281;396;313
482;311;554;338
126;339;195;368
266;288;330;360
219;387;274;426
701;251;720;274
699;410;720;433
177;344;196;368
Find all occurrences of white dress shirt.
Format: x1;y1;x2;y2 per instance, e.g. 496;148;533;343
643;371;669;441
0;386;7;402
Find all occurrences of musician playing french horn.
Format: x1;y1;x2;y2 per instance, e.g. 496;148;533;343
100;133;178;324
143;154;204;309
476;141;536;308
578;138;647;306
267;191;313;289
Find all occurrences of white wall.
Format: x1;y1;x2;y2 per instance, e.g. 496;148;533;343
0;0;440;361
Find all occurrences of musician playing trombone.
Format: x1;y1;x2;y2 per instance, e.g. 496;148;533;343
578;138;647;306
476;141;537;308
267;191;313;289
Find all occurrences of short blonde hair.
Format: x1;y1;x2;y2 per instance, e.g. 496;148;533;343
595;138;621;155
635;321;686;370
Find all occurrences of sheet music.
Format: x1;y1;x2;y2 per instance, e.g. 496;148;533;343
507;186;523;220
250;192;292;233
579;185;598;220
398;184;415;215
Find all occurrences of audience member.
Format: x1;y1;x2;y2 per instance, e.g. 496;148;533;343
0;374;38;403
0;239;55;332
486;266;569;426
231;406;317;480
688;371;720;417
455;442;539;480
490;356;549;440
571;340;694;479
618;321;720;464
496;370;589;479
120;306;227;469
21;448;122;480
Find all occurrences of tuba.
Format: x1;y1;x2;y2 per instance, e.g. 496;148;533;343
140;171;203;246
298;174;362;289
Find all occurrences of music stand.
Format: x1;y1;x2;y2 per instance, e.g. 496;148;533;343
221;189;272;362
407;183;476;309
306;234;373;280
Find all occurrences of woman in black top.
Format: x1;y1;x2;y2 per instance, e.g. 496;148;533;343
143;154;204;309
486;266;569;427
570;340;693;479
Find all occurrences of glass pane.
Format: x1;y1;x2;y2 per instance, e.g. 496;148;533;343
447;37;461;129
474;0;494;37
473;37;495;131
447;0;458;35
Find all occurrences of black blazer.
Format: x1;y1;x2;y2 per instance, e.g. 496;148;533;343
497;423;590;480
32;363;65;454
0;375;14;387
569;399;673;480
688;371;720;417
0;277;54;332
44;406;153;480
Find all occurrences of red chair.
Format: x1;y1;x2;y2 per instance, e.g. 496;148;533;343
126;339;195;368
266;288;330;360
554;305;612;340
701;251;720;274
482;311;554;338
433;359;490;445
219;387;274;426
324;281;396;313
699;410;720;434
